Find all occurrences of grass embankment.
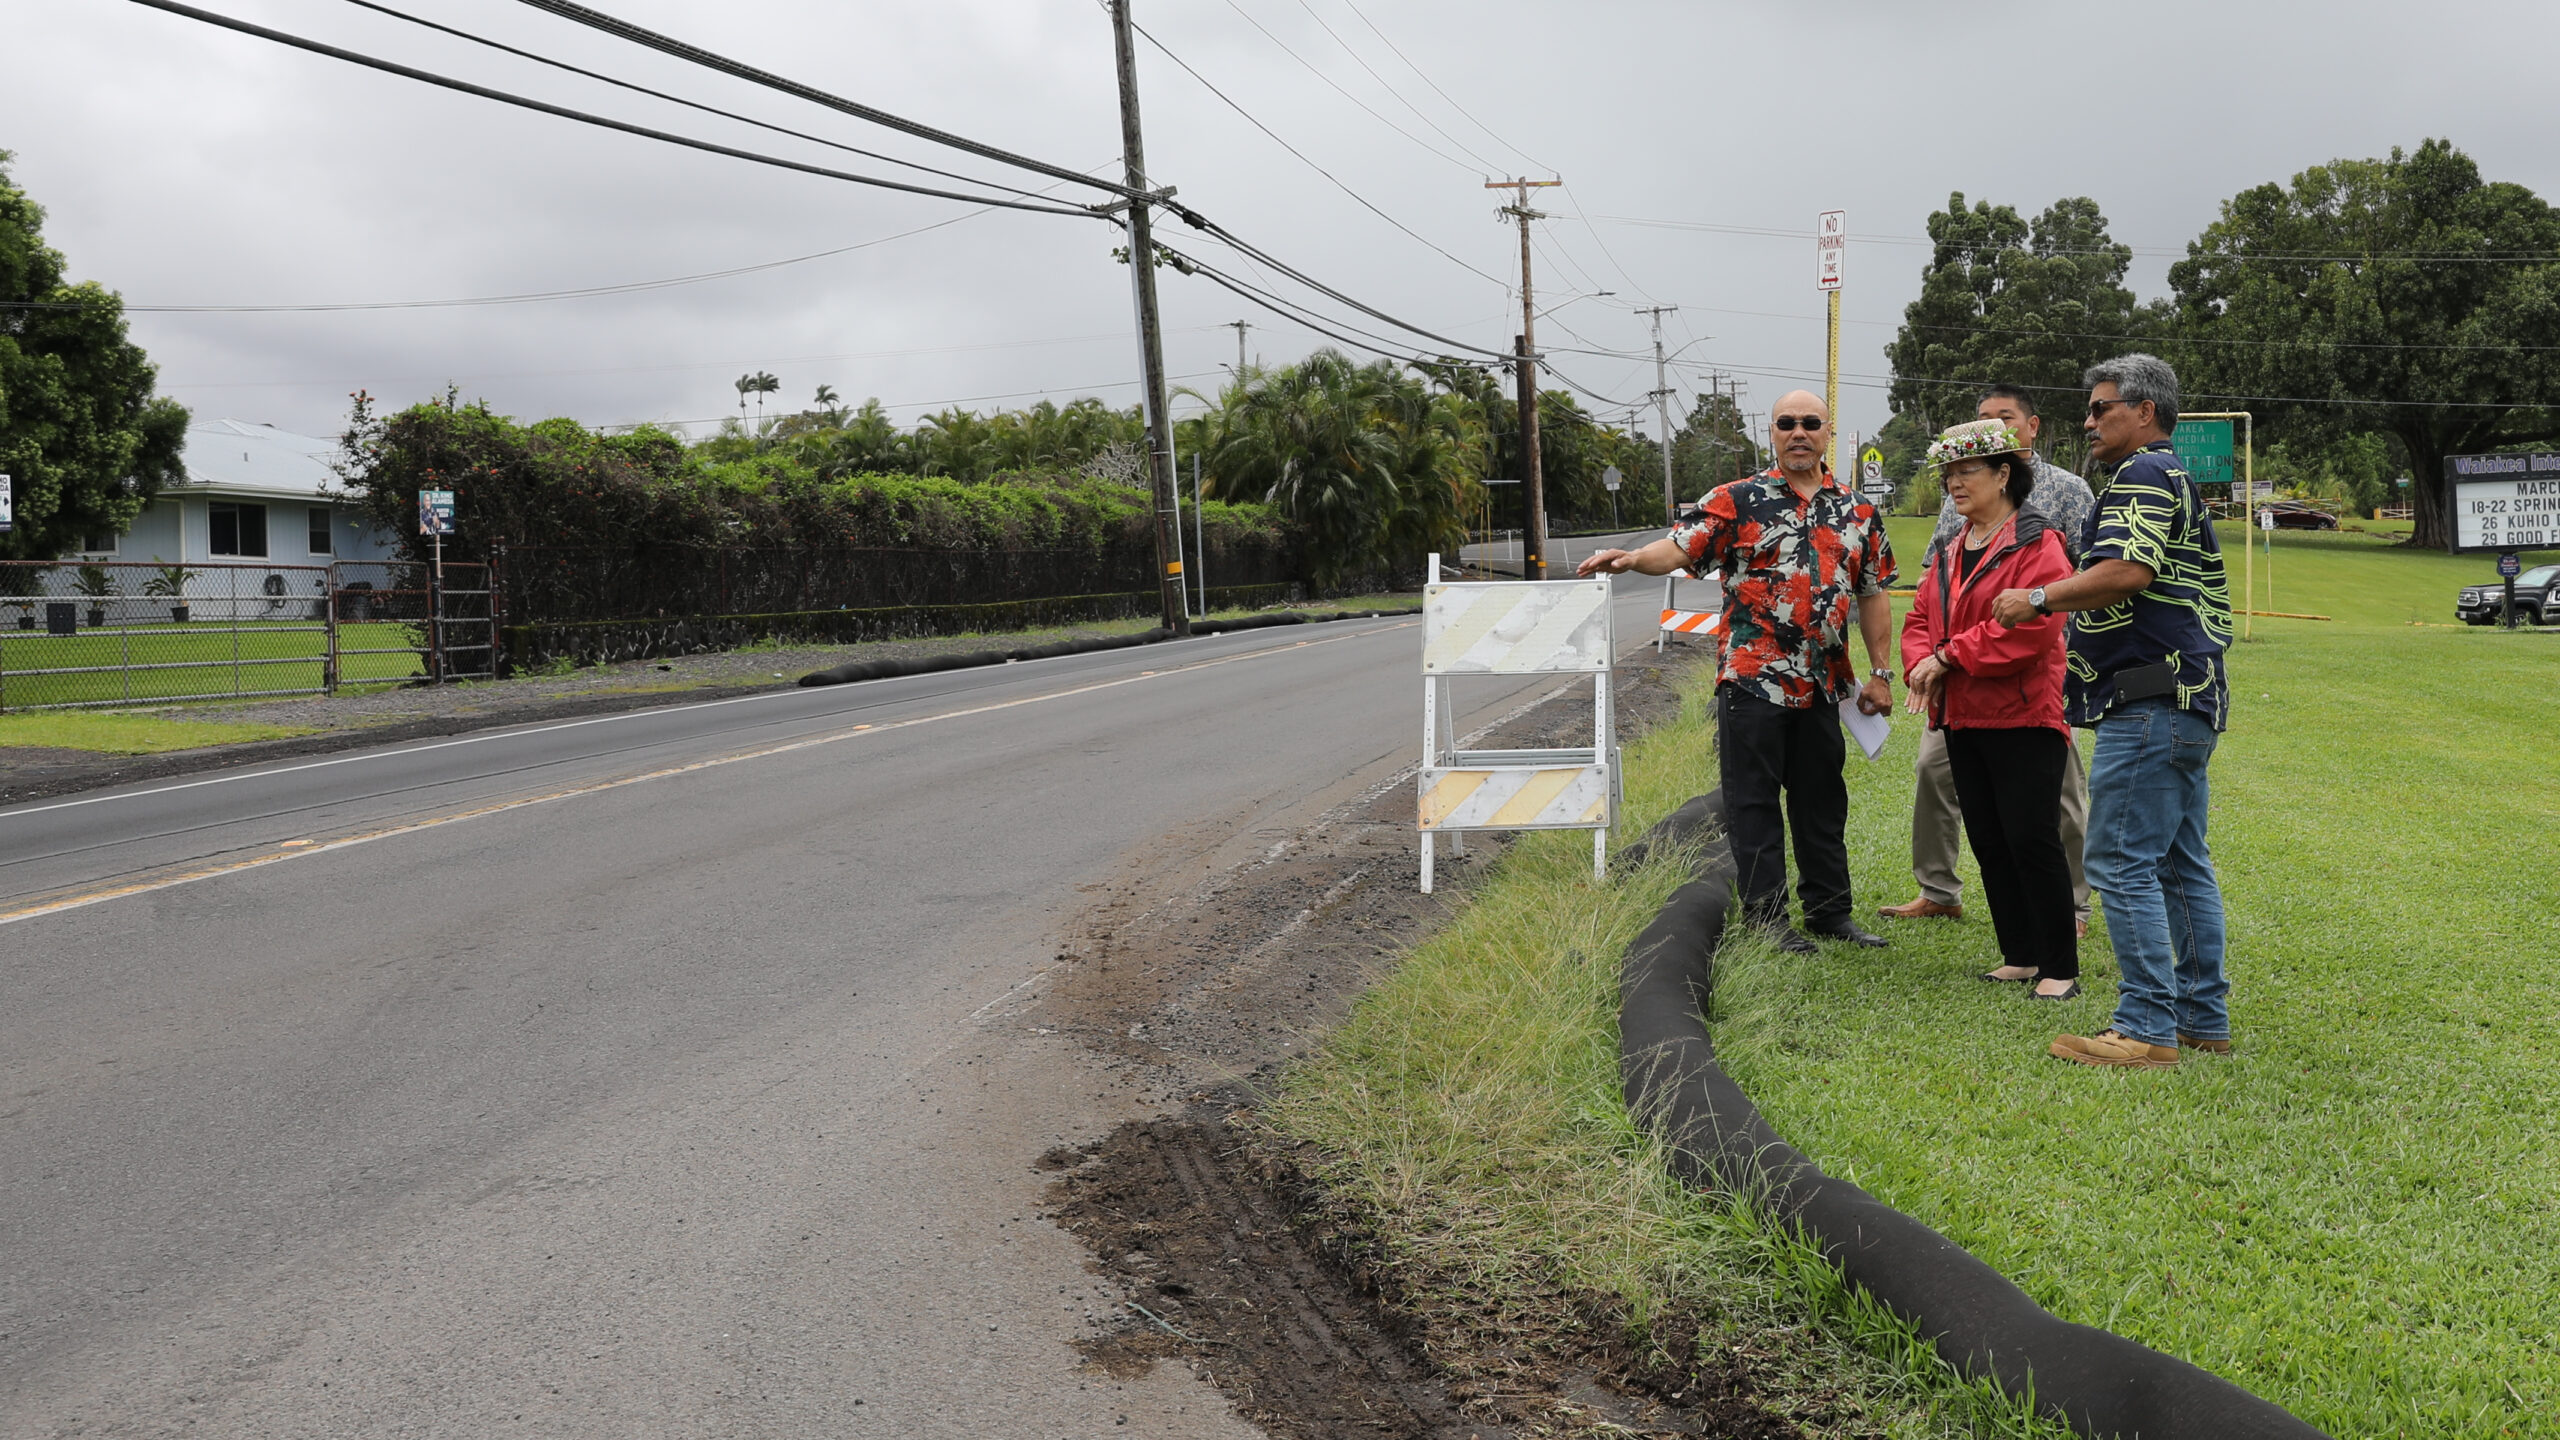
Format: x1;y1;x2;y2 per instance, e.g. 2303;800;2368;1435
1272;527;2556;1437
0;712;317;753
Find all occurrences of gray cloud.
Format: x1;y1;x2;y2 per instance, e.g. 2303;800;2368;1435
11;0;2557;451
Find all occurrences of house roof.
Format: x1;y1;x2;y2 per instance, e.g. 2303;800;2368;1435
175;420;346;501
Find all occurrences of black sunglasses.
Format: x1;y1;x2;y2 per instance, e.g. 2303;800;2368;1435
2086;397;2141;419
1773;414;1825;431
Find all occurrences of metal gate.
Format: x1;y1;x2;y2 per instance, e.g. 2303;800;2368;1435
0;559;493;712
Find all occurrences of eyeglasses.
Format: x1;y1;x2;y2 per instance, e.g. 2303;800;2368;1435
1773;414;1825;431
2086;397;2140;419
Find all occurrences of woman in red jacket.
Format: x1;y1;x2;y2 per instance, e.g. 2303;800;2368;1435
1901;420;2082;998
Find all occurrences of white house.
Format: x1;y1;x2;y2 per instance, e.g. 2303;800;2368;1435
75;419;399;567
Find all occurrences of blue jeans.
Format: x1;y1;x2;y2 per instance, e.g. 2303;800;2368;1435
2083;699;2229;1046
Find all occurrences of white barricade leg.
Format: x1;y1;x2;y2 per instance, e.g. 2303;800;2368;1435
1594;829;1607;883
1421;831;1435;894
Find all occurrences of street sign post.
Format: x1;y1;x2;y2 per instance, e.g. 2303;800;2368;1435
2444;452;2560;554
1816;210;1844;473
2499;550;2524;628
1857;443;1890;506
418;489;456;682
0;474;12;533
1601;463;1622;527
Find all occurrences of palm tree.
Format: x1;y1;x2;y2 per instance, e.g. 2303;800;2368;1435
734;371;781;426
1202;350;1406;586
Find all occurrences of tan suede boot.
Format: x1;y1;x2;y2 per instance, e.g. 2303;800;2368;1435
2050;1028;2180;1068
2177;1033;2233;1055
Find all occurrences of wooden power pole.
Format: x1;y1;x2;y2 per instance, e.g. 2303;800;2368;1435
1636;304;1678;523
1490;178;1560;579
1110;0;1190;635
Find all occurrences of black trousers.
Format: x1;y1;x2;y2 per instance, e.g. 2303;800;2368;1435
1716;682;1852;928
1943;726;2079;980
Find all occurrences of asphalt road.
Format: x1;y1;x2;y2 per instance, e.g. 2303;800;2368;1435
0;578;1665;1439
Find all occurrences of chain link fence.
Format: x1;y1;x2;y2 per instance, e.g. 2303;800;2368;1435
0;560;493;712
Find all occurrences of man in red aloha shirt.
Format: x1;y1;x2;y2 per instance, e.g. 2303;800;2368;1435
1579;390;1899;952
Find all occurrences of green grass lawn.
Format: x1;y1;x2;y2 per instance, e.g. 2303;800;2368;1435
0;711;318;753
1275;533;2558;1437
0;621;425;709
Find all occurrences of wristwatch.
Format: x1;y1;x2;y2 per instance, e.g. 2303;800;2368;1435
1870;667;1893;682
2029;586;2051;616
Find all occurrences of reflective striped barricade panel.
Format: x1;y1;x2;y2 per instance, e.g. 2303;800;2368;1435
1657;571;1723;652
1418;555;1617;893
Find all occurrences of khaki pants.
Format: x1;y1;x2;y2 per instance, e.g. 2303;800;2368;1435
1912;723;2089;921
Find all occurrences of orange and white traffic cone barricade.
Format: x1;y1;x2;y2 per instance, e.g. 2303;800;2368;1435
1418;553;1619;893
1657;571;1722;652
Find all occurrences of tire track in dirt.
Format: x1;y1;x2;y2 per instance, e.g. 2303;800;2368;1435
1030;644;1808;1439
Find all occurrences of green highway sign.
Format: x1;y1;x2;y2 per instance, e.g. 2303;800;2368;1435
2172;419;2235;488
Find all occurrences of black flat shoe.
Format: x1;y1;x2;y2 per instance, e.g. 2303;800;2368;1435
1769;927;1819;956
1978;968;2039;984
1806;918;1887;948
2029;981;2083;1000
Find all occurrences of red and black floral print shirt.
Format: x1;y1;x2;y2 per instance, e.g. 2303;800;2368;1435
1671;466;1897;708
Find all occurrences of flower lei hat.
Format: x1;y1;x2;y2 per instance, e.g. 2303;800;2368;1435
1925;418;2025;469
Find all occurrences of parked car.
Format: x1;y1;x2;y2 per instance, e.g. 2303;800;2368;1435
2254;500;2340;531
2457;564;2560;625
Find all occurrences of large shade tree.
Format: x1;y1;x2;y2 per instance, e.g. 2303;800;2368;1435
1886;192;2153;467
2168;139;2560;549
0;152;188;567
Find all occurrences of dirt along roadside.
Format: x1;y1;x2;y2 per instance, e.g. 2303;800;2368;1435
1024;639;1806;1440
0;603;1406;807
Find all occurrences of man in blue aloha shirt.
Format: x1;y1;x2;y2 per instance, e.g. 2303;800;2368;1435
1991;354;2234;1069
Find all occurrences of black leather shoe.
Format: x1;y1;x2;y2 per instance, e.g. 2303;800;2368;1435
1768;927;1819;956
1806;917;1887;948
2030;981;2083;1000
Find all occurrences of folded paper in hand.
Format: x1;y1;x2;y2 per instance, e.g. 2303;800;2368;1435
1839;698;1889;761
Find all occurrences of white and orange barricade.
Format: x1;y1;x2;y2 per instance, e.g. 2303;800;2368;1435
1417;553;1619;893
1656;571;1725;652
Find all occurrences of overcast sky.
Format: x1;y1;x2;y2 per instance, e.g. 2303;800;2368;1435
11;0;2559;455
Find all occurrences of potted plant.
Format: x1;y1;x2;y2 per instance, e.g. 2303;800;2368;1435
0;562;52;630
72;563;120;627
143;562;199;622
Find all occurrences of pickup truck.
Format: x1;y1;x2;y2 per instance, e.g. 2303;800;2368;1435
2457;564;2560;625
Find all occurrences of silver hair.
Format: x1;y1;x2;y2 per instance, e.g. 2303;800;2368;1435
2083;353;2180;432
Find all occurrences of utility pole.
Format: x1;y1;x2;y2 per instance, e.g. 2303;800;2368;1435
1109;0;1189;636
1816;210;1846;473
1489;177;1560;579
1636;304;1678;523
1226;319;1252;376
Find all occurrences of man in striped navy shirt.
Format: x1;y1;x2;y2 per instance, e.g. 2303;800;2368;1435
1992;354;2234;1069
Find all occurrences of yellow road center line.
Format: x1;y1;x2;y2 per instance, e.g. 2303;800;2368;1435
1;623;1415;928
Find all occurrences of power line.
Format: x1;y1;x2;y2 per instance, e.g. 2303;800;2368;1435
617;368;1229;432
509;0;1137;200
1175;216;1512;358
1164;245;1483;368
124;0;1099;218
1216;0;1478;174
162;325;1233;390
1330;0;1548;174
1628;296;2560;356
1596;212;2560;265
14;210;1006;315
1671;356;2560;412
1282;0;1503;173
331;0;1072;206
1126;19;1508;290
